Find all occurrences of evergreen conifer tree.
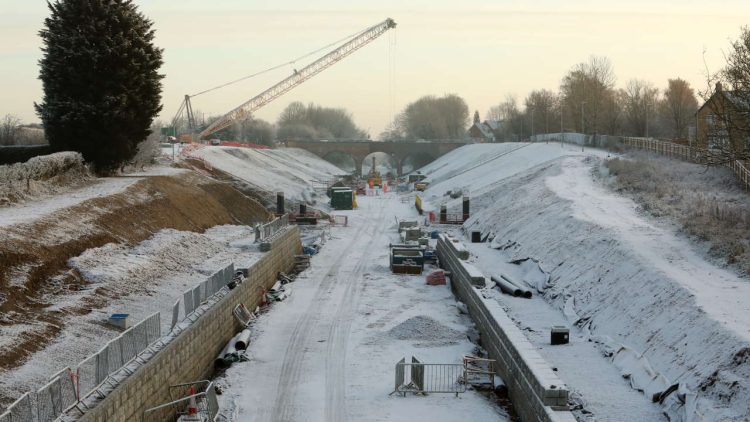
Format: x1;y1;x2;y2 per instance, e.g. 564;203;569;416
35;0;163;173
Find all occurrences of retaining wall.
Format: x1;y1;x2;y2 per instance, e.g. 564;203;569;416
437;234;576;422
79;226;301;422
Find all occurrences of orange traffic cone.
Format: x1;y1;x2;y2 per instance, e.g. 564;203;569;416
187;386;198;415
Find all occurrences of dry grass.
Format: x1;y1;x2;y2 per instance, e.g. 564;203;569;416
604;152;750;274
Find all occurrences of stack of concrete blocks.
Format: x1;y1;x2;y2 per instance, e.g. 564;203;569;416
436;234;576;422
74;227;303;422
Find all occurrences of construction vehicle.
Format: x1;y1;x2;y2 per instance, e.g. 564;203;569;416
171;18;397;142
415;182;428;191
367;156;382;187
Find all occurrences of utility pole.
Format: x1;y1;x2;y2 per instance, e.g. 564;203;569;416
531;108;535;142
561;105;564;147
581;101;586;152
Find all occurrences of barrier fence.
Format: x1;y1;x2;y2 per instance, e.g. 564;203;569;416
0;264;235;421
392;356;466;397
142;380;219;422
621;137;750;191
256;214;290;242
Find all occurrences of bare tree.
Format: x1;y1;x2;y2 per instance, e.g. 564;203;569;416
662;78;698;139
621;79;660;137
524;89;558;134
700;26;750;165
1;114;22;146
560;55;617;134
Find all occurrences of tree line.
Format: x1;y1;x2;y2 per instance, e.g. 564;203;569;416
486;56;699;142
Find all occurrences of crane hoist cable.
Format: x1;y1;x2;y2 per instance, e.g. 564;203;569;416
194;18;396;140
187;26;374;99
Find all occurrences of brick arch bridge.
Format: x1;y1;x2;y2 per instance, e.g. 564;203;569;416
282;140;469;176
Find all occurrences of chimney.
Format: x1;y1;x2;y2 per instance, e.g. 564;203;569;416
715;81;723;93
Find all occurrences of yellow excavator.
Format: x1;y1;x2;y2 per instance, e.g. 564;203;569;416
367;156;382;187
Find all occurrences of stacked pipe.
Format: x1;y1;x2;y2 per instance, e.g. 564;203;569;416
491;274;532;299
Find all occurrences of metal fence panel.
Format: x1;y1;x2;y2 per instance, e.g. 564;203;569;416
106;338;124;375
133;322;149;355
183;289;194;316
192;285;201;313
50;368;77;413
120;328;138;365
394;357;405;392
144;313;161;345
411;357;424;391
36;377;62;422
1;392;35;422
77;354;98;400
95;348;110;385
170;300;180;330
200;279;208;303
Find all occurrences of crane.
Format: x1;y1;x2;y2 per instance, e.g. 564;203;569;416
171;18;396;142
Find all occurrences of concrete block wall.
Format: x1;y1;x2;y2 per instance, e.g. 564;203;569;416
437;234;576;422
78;226;301;422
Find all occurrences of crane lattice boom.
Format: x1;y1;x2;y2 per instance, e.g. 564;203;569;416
199;18;396;140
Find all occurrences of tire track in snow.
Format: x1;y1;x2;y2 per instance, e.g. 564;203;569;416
324;198;387;422
268;204;377;422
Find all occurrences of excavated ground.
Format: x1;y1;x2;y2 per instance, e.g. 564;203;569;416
0;171;270;382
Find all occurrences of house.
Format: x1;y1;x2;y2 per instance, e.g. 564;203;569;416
696;82;750;153
468;121;496;143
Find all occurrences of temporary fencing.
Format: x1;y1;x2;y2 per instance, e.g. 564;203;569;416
143;380;219;422
0;392;34;422
391;356;466;397
0;264;235;420
256;214;290;242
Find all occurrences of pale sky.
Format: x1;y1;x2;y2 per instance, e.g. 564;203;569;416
1;1;748;137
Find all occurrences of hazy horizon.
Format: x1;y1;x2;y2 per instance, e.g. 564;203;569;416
1;0;748;137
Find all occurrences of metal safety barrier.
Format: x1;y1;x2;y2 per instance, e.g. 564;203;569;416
255;214;290;242
1;264;236;420
0;392;34;422
142;380;219;422
391;356;466;397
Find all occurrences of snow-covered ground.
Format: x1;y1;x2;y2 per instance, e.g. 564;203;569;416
192;147;346;204
217;195;509;422
0;165;186;228
0;224;263;405
418;142;750;420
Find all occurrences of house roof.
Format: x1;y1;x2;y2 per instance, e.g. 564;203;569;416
485;120;502;130
697;89;750;115
470;122;495;140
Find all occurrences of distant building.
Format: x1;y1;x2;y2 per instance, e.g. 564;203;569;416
695;82;750;153
468;121;496;143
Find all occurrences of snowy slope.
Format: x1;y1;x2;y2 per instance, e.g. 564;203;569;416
192;147;345;203
418;143;608;209
417;143;750;421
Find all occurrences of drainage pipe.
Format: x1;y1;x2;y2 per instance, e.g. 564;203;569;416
491;275;522;297
235;328;252;350
500;273;532;299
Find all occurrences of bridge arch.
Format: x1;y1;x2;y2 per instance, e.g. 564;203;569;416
361;152;398;178
400;152;436;175
322;150;358;174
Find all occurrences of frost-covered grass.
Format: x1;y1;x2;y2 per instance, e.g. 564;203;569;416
0;152;93;206
603;152;750;274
